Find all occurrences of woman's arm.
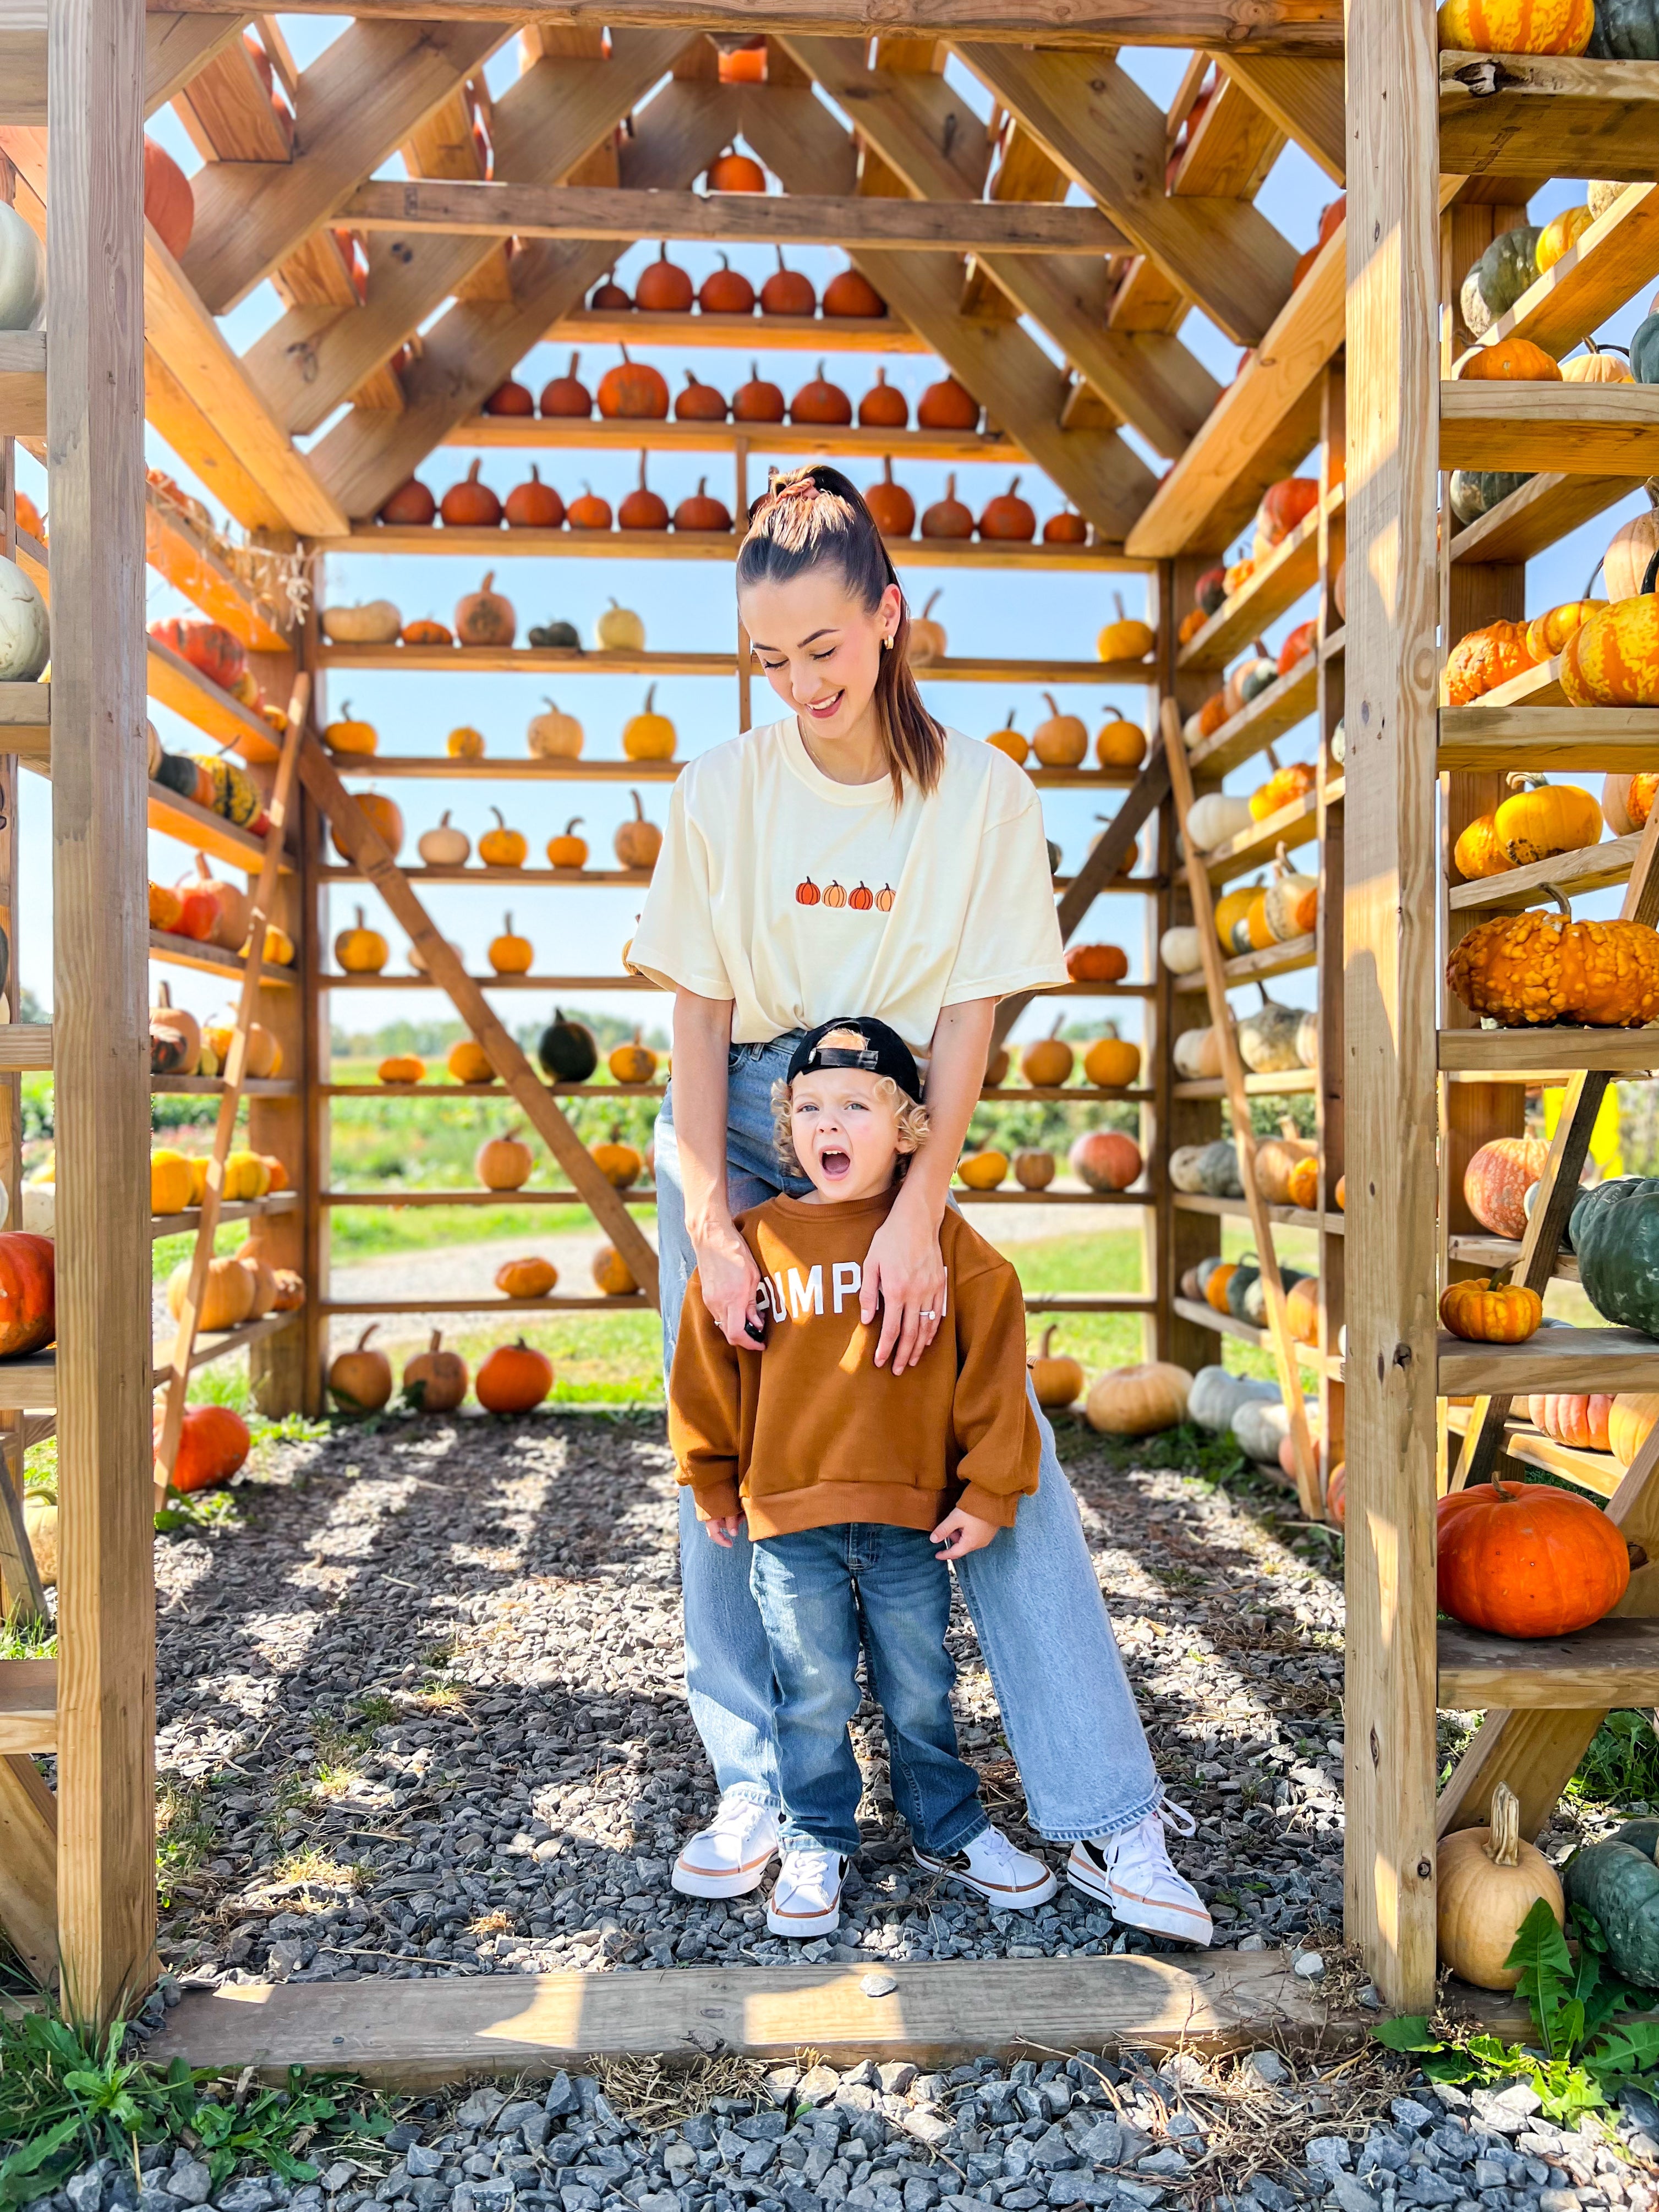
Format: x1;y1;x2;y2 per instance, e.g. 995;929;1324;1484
862;995;996;1375
672;988;764;1349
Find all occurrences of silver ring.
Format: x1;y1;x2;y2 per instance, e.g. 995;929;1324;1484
919;1310;938;1320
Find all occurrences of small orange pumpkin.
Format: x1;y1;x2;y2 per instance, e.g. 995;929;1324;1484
1438;1276;1543;1343
495;1255;557;1299
476;1338;554;1414
1458;337;1563;382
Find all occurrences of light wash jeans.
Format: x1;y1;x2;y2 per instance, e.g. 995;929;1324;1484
655;1033;1163;1843
750;1523;987;1859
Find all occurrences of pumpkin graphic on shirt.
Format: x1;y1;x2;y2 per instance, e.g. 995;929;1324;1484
822;880;847;909
796;876;820;907
793;875;895;914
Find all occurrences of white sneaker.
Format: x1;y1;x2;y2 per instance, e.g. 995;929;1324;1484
914;1823;1058;1910
766;1846;846;1937
1066;1802;1214;1946
672;1791;780;1899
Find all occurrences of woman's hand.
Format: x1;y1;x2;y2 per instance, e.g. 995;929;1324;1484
862;1180;947;1375
695;1220;766;1351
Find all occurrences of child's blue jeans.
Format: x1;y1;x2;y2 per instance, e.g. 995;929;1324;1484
749;1522;988;1860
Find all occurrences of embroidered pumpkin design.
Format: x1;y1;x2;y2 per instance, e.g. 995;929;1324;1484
823;880;847;909
876;884;895;912
850;882;874;911
796;877;821;907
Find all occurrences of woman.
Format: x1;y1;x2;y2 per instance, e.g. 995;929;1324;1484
627;466;1209;1946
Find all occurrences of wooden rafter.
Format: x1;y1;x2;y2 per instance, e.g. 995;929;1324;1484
962;121;1067;322
182;16;512;314
0;1753;57;1986
145;9;248;118
1168;70;1284;200
741;85;1159;539
952;43;1299;347
1217;53;1345;185
401;78;514;304
243;32;692;440
173;27;292;161
340;178;1130;254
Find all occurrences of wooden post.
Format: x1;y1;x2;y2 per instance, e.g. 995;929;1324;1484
50;0;157;2019
296;607;330;1414
1342;0;1443;2013
1315;368;1346;1499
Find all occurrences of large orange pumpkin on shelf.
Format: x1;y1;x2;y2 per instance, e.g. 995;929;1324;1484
1066;942;1129;983
858;368;908;429
733;362;786;422
1463;1136;1552;1238
980;478;1036;541
1524;600;1606;663
597;347;670;420
1447;893;1659;1027
331;791;404;862
699;251;756;313
676;369;729;422
1438;1275;1543;1343
456;571;516;647
0;1233;53;1357
1436;1479;1629;1639
762;250;816;316
921;474;974;539
1258;477;1319;546
617;454;669;532
1444;619;1537;704
159;1404;251;1493
823;266;885;319
539;353;592;417
863;458;915;539
1560;590;1659;707
504;466;563;530
1457;337;1562;382
634;245;693;312
495;1256;557;1299
483;377;534;417
477;1338;555;1413
440;458;502;528
791;363;852;425
707;149;765;193
917;375;979;431
1070;1130;1142;1192
379;478;436;526
1453;813;1513;880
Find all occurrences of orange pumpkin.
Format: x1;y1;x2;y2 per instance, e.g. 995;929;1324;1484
331;791;404;862
476;1338;554;1414
1560;592;1659;707
1438;1275;1543;1343
1437;1479;1629;1639
504;466;564;530
1463;1136;1551;1238
593;1245;639;1296
980;478;1036;541
1275;622;1317;678
1070;1130;1141;1192
144;137;195;258
1286;1156;1320;1211
158;1403;250;1493
455;571;516;648
1065;943;1129;983
403;1329;469;1414
440;458;502;528
495;1256;557;1299
1444;619;1538;705
708;149;765;192
1285;1276;1321;1346
1527;1392;1616;1452
699;251;756;311
1457;337;1562;382
823;267;886;319
1258;478;1319;546
635;245;693;313
328;1324;393;1414
0;1233;54;1357
597;347;670;419
790;363;852;426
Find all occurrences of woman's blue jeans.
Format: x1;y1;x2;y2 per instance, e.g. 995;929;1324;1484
750;1524;987;1859
655;1034;1163;1844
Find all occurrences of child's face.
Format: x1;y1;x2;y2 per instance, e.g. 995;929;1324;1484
790;1067;908;1203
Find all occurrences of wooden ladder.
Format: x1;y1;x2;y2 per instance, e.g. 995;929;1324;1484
152;677;309;1497
1162;699;1319;1518
299;737;661;1304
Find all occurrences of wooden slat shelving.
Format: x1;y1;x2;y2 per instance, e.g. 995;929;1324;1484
1175;490;1341;675
1438;1620;1659;1712
329;755;1150;792
316;644;1143;687
314;528;1143;574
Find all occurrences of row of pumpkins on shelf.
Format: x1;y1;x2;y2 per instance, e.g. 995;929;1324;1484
959;1130;1143;1195
986;699;1147;773
982;1021;1141;1094
1170;998;1320;1080
149;615;287;732
1466;1135;1659;1343
325;794;662;875
149;993;283;1082
326;687;683;764
149;1143;289;1214
1458;183;1645;341
322;592;650;656
1438;3;1659;59
1181;1252;1326;1347
328;1325;563;1417
1448;891;1659;1030
1174;473;1345;645
1449;773;1657;881
1171;1134;1344;1212
481;346;974;428
366;1028;662;1088
147;859;294;967
162;1237;303;1331
581;240;884;315
1447;507;1659;711
1181;627;1333;751
150;732;274;835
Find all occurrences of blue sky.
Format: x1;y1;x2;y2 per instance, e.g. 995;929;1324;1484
19;34;1640;1060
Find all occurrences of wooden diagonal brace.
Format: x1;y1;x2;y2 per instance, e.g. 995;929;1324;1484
300;740;660;1302
0;1749;57;1985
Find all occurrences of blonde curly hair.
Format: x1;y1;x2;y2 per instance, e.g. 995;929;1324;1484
771;1027;930;1178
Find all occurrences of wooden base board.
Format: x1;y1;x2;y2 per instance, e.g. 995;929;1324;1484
152;1951;1341;2089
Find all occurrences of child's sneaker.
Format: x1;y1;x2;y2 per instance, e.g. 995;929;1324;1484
1066;1803;1213;1945
914;1823;1057;1910
766;1847;846;1937
672;1791;780;1899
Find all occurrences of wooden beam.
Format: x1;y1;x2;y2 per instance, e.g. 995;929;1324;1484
951;43;1300;347
0;2;46;127
342;178;1129;254
1168;70;1285;200
181;17;510;315
1341;0;1441;2017
173;28;292;160
1440;50;1659;183
0;1752;57;1985
145;483;292;652
145;10;248;117
743;87;1158;536
245;34;693;440
962;121;1066;321
1217;53;1344;184
141;1;1346;48
299;740;660;1302
51;0;159;2024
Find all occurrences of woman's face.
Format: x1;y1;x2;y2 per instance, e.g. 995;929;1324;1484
740;568;902;747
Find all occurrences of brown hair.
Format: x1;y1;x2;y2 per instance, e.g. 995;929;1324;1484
736;463;946;804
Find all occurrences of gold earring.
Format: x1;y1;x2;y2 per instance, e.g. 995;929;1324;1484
883;633;894;651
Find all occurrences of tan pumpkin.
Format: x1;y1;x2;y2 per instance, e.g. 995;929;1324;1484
1031;693;1088;769
1012;1148;1055;1190
1255;1135;1317;1205
910;589;946;664
1020;1021;1074;1089
495;1255;557;1299
527;698;583;759
167;1253;256;1332
593;1244;640;1296
477;1131;534;1190
1436;1783;1564;1992
957;1150;1009;1190
1085;1362;1193;1437
234;1242;277;1320
592;1131;644;1188
418;812;470;867
1028;1326;1084;1410
1173;1026;1223;1081
403;1329;469;1414
1603;773;1659;836
614;790;663;870
329;1324;393;1414
455;571;516;648
151;983;200;1075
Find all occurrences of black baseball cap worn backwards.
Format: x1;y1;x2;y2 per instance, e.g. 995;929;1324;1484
787;1017;922;1104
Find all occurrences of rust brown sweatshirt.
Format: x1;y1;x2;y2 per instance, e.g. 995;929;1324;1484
669;1185;1040;1540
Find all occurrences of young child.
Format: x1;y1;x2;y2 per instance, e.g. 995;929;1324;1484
668;1016;1057;1939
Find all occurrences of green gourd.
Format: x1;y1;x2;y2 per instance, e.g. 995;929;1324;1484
1589;0;1659;58
154;752;200;800
1225;1257;1261;1321
1196;1139;1244;1198
1239;660;1280;706
528;620;582;649
1449;470;1534;527
1569;1178;1659;1337
1238;1001;1304;1075
536;1008;599;1083
1563;1820;1659;1987
1630;313;1659;385
1459;226;1545;338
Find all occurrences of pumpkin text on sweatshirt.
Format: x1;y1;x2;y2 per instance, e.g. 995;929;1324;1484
669;1185;1039;1539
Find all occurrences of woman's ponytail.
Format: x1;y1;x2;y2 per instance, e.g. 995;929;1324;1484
737;463;946;804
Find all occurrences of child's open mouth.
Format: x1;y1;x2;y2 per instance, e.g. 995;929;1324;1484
817;1147;852;1180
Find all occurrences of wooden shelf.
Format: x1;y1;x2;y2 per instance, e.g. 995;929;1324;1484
1202;779;1340;886
149;929;295;986
1453;181;1659;370
316;643;1140;687
1447;831;1640;915
323;865;655;890
1176;491;1340;675
1174;1190;1343;1236
322;1081;666;1099
0;1350;57;1410
1439;1027;1659;1075
1449;1231;1578;1284
1439;704;1659;774
0;1023;51;1071
322;1187;656;1208
954;1187;1147;1206
1174;1066;1318;1100
1022;1293;1157;1313
151;1075;297;1097
549;308;930;355
150;1190;299;1243
441;418;1021;464
1439;1325;1659;1395
147;778;290;875
1173;932;1316;992
1442;381;1659;476
0;331;46;441
0;677;50;765
1438;1618;1659;1713
1172;1295;1334;1376
330;753;1147;791
321;1293;650;1314
146;638;280;766
1449;470;1635;567
1438;49;1659;185
319;972;1146;998
153;1311;300;1382
311;527;1141;574
0;1659;56;1757
145;484;291;655
1184;652;1318;781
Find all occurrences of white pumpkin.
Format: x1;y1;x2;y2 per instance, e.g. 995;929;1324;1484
0;205;44;333
1188;1366;1277;1432
1233;1395;1318;1465
527;698;584;759
1159;926;1204;975
20;1180;52;1236
1187;792;1253;851
0;557;48;681
321;600;402;645
1295;1009;1320;1068
1170;1143;1210;1193
595;598;645;651
417;811;470;866
1331;716;1345;765
1173;1026;1223;1081
1263;848;1318;941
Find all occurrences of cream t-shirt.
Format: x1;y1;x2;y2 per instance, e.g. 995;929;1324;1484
627;718;1069;1046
